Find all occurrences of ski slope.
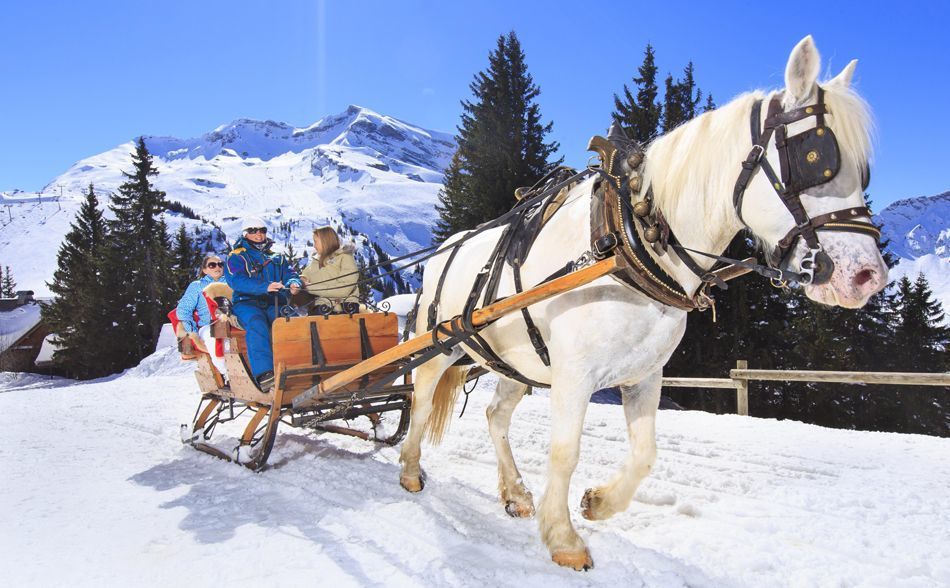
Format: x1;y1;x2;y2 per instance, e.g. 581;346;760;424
1;351;947;587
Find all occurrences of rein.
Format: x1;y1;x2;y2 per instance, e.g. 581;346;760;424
293;166;595;314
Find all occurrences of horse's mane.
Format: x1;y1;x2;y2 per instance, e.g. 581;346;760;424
643;82;874;241
820;84;875;181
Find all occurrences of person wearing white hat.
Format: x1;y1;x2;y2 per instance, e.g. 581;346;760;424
224;217;302;391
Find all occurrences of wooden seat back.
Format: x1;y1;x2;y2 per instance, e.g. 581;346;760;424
271;313;400;402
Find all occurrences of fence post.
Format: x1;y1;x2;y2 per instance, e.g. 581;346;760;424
735;359;749;416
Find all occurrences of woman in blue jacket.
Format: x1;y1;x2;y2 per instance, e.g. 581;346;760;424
176;253;228;377
225;217;301;391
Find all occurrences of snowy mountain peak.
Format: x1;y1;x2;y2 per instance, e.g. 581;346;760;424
298;104;446;141
141;106;454;171
1;106;456;297
876;189;950;319
876;190;950;260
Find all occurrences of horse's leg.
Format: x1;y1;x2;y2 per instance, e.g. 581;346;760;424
581;370;660;521
398;353;457;492
486;377;534;517
538;379;594;571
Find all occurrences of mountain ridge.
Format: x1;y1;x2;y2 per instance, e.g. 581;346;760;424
2;107;948;319
1;106;455;297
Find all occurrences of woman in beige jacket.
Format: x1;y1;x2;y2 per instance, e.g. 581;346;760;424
300;226;360;313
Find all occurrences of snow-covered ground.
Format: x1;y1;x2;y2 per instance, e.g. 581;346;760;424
1;350;948;587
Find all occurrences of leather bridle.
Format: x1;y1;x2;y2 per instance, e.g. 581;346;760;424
732;86;879;285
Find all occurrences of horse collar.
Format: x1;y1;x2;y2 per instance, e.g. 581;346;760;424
590;179;701;311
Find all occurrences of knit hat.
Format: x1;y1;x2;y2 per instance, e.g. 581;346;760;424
241;216;267;235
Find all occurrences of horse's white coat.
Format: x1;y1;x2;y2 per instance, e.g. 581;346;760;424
399;36;888;569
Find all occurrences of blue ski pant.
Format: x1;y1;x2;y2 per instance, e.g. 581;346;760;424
232;300;280;379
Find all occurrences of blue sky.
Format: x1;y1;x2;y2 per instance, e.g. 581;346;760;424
1;0;947;208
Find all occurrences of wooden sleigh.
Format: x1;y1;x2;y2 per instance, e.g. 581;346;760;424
180;310;419;471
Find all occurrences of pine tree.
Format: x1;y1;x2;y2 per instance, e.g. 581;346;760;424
284;242;301;272
612;43;663;144
662;62;704;133
354;254;372;302
433;31;560;242
679;62;702;121
891;274;950;373
41;184;110;378
156;215;178;309
0;266;15;297
661;74;683;133
102;138;176;368
433;152;480;240
889;274;950;435
172;224;202;293
665;234;798;415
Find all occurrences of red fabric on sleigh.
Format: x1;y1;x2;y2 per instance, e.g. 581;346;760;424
167;295;225;357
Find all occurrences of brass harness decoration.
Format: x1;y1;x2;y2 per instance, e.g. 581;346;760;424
587;126;704;311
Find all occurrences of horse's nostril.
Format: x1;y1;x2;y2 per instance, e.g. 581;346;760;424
854;269;875;287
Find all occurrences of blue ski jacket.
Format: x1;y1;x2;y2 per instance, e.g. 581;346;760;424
225;237;302;307
175;274;225;333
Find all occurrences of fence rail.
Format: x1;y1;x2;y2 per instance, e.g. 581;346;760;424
661;360;950;416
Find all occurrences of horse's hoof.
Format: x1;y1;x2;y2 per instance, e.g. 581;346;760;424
552;549;594;571
581;488;603;520
400;472;425;493
504;500;535;518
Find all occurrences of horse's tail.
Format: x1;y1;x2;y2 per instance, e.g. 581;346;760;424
424;365;470;445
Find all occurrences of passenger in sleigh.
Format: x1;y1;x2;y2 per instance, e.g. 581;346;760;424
299;225;362;315
171;253;230;379
225;217;301;391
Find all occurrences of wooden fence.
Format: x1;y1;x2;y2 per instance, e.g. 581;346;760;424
662;360;950;416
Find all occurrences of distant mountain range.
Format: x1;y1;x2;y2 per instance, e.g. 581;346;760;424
1;109;947;318
874;191;950;315
1;106;454;297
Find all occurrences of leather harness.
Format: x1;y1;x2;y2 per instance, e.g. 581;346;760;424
426;169;582;388
732;87;878;283
420;86;880;386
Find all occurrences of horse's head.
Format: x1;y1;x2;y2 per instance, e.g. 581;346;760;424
737;36;887;309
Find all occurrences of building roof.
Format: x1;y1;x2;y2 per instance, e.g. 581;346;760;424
0;302;44;355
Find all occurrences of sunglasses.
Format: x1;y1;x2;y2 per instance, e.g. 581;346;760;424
205;262;224;269
246;227;267;234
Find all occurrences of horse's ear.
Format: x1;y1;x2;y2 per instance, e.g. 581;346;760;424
827;59;858;89
785;35;821;103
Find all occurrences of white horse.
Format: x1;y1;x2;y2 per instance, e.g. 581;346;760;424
399;36;887;570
